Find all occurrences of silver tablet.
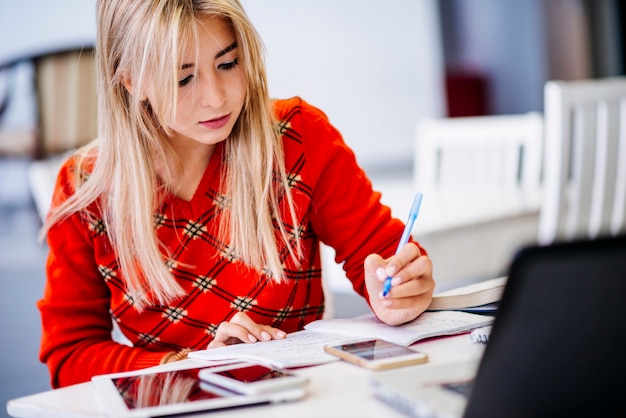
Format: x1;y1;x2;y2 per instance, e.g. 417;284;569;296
91;362;306;418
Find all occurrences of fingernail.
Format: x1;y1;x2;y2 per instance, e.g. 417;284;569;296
382;299;392;307
391;277;402;286
386;266;396;277
261;331;271;341
248;334;257;343
376;267;386;280
276;330;286;338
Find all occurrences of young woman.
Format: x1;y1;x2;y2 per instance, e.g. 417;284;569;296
38;0;434;388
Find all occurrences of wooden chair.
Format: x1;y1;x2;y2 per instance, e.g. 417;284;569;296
20;47;97;221
538;77;626;245
32;47;97;159
0;46;97;160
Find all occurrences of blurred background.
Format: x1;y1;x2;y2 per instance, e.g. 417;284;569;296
1;0;624;415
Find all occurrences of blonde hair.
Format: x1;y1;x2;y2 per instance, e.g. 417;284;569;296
44;0;301;309
135;372;197;407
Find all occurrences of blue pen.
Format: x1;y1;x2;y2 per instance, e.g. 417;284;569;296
381;192;423;297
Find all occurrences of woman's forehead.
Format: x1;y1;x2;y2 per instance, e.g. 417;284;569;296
178;15;236;60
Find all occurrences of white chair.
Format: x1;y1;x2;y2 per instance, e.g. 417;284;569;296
395;113;544;288
538;77;626;245
414;113;543;196
325;113;546;300
413;112;544;227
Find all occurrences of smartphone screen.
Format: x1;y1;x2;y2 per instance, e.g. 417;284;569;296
339;339;419;359
325;339;428;370
198;363;309;395
214;364;293;383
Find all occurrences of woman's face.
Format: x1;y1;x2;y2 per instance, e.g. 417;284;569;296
163;15;247;149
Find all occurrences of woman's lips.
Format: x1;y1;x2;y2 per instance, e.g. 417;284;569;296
200;113;231;129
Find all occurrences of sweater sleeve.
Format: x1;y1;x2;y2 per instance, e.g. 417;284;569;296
38;159;165;388
296;99;427;299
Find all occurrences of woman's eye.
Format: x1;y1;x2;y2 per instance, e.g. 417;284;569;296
178;75;193;87
218;58;239;70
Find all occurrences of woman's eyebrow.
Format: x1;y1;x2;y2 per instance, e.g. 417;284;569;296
215;41;238;59
180;41;238;70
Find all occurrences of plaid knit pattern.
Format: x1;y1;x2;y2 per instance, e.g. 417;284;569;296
92;102;325;353
39;97;414;387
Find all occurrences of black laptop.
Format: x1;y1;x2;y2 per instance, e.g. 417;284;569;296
371;235;626;417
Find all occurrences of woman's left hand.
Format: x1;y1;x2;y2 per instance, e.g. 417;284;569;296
364;242;434;326
207;312;286;349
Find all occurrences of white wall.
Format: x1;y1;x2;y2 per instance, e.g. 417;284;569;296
0;0;97;62
0;1;445;171
242;0;446;170
0;0;97;130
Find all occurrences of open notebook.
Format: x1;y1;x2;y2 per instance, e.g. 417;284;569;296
370;235;626;418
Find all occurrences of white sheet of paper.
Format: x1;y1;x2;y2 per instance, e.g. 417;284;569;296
188;330;349;368
189;311;493;368
304;311;494;346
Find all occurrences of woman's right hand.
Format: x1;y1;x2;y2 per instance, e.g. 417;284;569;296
207;312;287;349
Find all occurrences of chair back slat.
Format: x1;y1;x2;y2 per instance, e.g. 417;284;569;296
611;101;626;235
590;101;619;237
539;77;626;244
566;104;595;240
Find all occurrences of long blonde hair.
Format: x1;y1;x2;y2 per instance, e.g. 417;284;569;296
44;0;301;309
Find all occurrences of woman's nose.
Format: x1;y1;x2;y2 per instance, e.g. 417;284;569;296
198;72;226;108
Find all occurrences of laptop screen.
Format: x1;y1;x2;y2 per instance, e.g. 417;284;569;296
464;235;626;417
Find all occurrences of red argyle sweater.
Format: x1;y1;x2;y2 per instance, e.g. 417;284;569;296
38;97;424;388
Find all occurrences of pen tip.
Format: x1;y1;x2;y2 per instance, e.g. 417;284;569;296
381;281;391;298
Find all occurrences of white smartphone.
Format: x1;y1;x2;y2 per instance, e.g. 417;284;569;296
91;363;306;418
198;362;309;395
324;339;428;370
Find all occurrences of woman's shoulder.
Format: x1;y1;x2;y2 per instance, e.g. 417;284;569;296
52;147;98;197
272;96;304;115
272;97;352;172
272;97;331;125
59;148;97;180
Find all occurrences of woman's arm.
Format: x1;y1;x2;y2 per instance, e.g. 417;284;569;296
38;160;166;388
297;99;433;324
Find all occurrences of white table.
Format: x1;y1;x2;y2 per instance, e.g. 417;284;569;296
6;334;485;418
